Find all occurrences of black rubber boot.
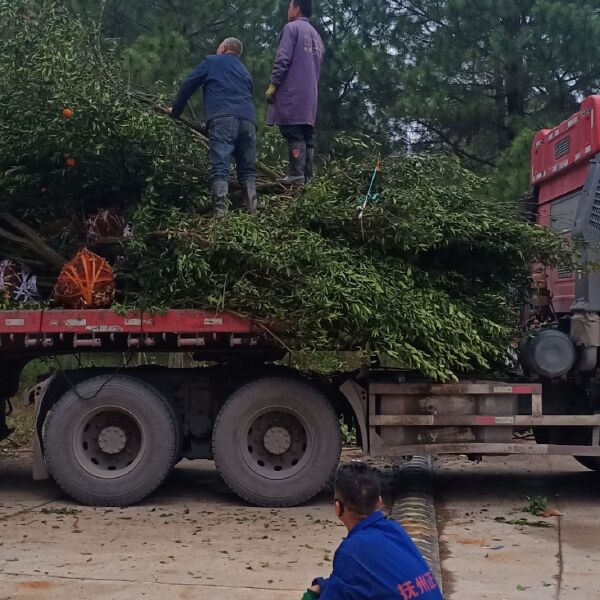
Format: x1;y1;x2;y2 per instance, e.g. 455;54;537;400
280;141;306;186
305;147;315;182
240;181;257;215
211;178;229;217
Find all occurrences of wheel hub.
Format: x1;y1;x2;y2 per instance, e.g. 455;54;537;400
98;426;127;455
75;408;144;479
263;426;291;455
243;410;310;480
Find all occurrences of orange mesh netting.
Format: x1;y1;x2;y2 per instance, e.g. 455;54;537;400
54;249;115;309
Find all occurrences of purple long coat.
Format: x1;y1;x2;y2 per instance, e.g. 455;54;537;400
267;17;325;127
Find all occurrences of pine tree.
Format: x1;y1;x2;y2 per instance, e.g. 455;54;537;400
373;0;600;165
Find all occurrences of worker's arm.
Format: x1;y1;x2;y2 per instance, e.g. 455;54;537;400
171;59;209;118
311;548;357;600
316;573;351;600
269;24;297;87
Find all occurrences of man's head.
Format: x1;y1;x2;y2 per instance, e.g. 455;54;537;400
288;0;312;21
217;37;244;57
333;463;382;528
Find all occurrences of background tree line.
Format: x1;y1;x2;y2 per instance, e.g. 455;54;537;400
68;0;600;198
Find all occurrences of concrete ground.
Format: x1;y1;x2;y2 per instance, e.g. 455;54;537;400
0;454;347;600
436;455;600;600
3;451;599;600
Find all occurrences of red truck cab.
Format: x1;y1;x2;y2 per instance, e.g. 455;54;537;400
531;95;600;314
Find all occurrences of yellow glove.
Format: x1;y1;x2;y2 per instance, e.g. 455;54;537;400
266;83;277;105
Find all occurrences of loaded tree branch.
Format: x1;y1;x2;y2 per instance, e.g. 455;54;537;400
0;211;66;270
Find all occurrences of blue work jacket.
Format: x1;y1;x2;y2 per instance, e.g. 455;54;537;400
172;53;256;124
315;512;443;600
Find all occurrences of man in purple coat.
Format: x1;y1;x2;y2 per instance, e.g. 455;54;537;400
266;0;325;185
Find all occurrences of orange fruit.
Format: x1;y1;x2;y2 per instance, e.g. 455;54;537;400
66;158;76;167
63;108;74;119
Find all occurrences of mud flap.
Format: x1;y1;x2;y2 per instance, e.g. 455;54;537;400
29;376;54;481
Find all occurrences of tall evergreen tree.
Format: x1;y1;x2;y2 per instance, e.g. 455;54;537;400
67;0;600;170
373;0;600;166
68;0;397;149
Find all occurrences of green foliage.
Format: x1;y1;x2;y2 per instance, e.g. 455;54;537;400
0;2;570;383
340;420;357;446
368;0;600;165
65;0;399;149
523;495;549;516
124;31;193;90
124;154;566;381
492;128;537;204
0;0;210;249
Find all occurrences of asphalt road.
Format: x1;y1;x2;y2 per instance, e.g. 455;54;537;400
435;455;600;600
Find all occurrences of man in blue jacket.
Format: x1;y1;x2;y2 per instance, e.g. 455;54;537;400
304;463;443;600
170;38;257;215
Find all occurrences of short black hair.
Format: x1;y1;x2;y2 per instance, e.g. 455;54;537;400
293;0;313;18
334;463;381;516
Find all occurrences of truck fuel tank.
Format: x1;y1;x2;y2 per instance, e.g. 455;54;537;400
520;329;576;379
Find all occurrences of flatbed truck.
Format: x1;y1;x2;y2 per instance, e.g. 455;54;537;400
2;98;600;507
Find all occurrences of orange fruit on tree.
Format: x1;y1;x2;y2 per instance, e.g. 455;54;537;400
63;108;74;119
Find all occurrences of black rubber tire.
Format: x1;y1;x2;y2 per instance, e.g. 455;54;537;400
574;456;600;472
43;375;180;507
213;377;341;507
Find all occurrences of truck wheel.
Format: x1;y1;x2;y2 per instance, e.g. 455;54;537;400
44;375;180;506
575;457;600;472
213;377;341;507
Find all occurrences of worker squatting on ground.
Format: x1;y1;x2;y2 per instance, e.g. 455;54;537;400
266;0;325;185
169;38;257;216
303;463;443;600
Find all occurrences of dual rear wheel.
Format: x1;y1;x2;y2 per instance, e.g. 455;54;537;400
213;377;341;506
44;376;180;506
43;375;341;507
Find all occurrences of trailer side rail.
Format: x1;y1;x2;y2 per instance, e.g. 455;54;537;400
0;309;278;357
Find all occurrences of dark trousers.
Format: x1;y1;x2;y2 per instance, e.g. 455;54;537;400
279;124;315;151
208;117;257;183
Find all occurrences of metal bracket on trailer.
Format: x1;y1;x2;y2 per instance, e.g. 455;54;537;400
369;440;600;457
368;380;600;458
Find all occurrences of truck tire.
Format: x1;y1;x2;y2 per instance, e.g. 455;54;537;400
213;377;341;507
44;375;180;506
574;457;600;472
